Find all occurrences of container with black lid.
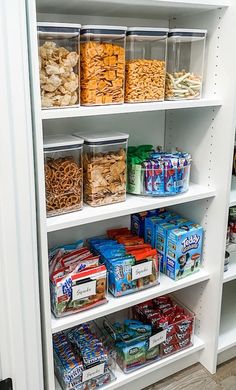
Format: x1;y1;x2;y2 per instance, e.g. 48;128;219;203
37;22;81;108
165;29;207;100
44;135;83;217
125;27;168;103
74;131;129;206
80;25;127;106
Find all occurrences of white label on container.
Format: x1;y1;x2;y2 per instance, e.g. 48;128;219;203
72;280;96;301
132;261;152;281
149;330;167;350
82;363;105;382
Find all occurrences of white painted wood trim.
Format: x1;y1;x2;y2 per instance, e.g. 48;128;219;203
0;0;43;389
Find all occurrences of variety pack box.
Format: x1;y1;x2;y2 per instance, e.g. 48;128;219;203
166;222;203;280
144;211;178;248
131;208;166;238
156;217;189;273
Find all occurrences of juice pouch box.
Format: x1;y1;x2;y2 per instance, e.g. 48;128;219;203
166;222;203;280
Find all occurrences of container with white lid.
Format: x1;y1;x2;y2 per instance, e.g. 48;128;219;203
74;131;129;207
44;135;84;217
80;25;127;106
165;29;207;100
37;22;81;109
125;27;168;103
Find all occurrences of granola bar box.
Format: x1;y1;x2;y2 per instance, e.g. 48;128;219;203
125;27;168;103
74;131;129;207
44;135;83;217
80;25;127;106
166;222;203;280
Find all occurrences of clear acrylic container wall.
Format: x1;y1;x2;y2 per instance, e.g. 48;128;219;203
80;25;127;105
37;22;81;108
74;132;129;206
125;28;168;103
44;136;83;217
165;29;207;100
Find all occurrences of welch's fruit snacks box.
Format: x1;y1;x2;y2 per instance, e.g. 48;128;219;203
166;222;203;280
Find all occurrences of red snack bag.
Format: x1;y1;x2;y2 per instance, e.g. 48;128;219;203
118;236;144;246
107;227;130;238
175;318;193;334
166;324;176;337
162;344;178;356
126;244;152;252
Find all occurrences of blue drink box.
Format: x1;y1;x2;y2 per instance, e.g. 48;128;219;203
166;222;203;280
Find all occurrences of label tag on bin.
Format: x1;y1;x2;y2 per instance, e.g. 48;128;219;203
82;363;105;382
149;330;167;350
132;261;152;281
72;280;96;301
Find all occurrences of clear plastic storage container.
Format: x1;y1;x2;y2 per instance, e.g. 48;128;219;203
44;135;83;217
125;27;168;103
54;321;117;390
37;22;81;108
80;25;127;105
165;29;207;100
74;131;129;206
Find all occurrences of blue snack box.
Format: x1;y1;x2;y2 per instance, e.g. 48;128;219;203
131;209;165;238
166;222;203;280
155;217;189;273
144;211;179;248
106;255;137;296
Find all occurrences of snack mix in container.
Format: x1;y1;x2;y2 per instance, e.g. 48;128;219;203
37;23;81;108
74;131;129;207
125;28;168;103
165;29;207;100
44;135;83;217
80;25;127;105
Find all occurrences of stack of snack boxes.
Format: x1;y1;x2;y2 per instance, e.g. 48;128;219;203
89;227;160;297
131;208;203;280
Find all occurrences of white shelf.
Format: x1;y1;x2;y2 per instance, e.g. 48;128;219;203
223;252;236;283
51;268;209;333
218;283;236;353
42;98;222;120
55;335;204;390
47;183;216;232
230;176;236;207
37;0;229;19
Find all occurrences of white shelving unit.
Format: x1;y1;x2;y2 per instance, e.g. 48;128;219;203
218;281;236;365
25;0;236;389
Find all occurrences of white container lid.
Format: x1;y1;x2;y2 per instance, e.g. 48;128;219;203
37;22;81;29
73;131;129;145
127;27;169;32
44;135;84;150
168;28;207;36
81;25;127;31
